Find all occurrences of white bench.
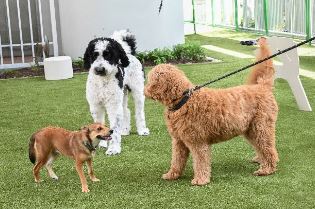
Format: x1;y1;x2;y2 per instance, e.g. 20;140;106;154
268;37;312;111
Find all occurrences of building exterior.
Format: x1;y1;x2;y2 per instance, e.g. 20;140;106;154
58;0;184;58
0;0;184;69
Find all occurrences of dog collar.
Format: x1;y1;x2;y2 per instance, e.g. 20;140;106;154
83;140;96;152
169;89;193;112
83;131;96;152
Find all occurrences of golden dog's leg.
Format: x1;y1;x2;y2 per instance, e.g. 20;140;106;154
75;160;89;193
246;126;278;176
162;138;189;181
253;139;278;176
87;159;100;182
188;143;211;186
245;139;262;164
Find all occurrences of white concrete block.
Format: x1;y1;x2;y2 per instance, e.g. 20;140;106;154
44;56;73;80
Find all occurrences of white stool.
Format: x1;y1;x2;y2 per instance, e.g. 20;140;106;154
267;37;312;111
44;56;73;80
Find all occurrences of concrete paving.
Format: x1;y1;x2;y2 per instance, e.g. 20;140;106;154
202;44;315;79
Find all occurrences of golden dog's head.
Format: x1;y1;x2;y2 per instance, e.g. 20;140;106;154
145;64;193;106
81;123;113;147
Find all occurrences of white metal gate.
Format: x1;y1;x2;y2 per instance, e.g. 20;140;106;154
0;0;58;70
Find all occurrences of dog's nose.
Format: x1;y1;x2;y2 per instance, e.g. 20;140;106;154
109;130;113;134
95;67;106;74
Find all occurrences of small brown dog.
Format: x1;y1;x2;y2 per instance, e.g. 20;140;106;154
145;38;279;185
29;123;112;192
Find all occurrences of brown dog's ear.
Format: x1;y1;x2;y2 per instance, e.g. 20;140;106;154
80;126;90;132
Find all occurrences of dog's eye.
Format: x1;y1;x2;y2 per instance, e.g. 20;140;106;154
93;52;99;58
97;127;103;131
103;51;110;58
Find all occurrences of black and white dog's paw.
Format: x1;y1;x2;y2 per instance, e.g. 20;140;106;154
137;128;150;136
121;128;130;136
106;143;121;155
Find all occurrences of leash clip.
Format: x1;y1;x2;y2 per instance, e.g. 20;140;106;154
182;88;193;97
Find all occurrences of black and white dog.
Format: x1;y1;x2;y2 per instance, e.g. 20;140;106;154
83;30;149;155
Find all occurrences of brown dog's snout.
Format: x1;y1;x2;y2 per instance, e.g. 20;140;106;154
109;129;113;135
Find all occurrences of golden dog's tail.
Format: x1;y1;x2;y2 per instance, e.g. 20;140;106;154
247;37;275;86
29;134;36;164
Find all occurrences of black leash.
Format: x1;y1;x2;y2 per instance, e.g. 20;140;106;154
170;36;315;112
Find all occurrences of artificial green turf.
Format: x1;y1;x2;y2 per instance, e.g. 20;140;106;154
186;28;315;73
1;55;314;208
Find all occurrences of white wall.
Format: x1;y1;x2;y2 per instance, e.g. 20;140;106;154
58;0;184;58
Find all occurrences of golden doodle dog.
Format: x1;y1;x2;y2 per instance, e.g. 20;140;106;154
29;123;113;192
144;37;278;185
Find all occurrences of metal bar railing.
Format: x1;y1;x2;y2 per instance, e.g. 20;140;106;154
263;0;269;35
38;0;45;59
191;0;196;34
1;42;54;48
211;0;214;26
0;35;3;65
27;0;35;62
0;0;59;69
50;0;58;56
5;0;14;64
305;0;311;45
17;0;25;63
234;0;239;31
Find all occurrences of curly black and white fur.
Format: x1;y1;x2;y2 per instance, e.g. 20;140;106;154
84;30;149;155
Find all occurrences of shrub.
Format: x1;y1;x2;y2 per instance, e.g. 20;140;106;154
72;57;84;69
173;43;206;62
136;43;206;66
137;48;175;65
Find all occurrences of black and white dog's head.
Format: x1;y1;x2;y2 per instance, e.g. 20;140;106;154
83;38;129;76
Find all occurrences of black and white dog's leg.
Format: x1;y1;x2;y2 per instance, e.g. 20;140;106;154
105;98;123;155
131;88;150;136
90;104;108;147
121;89;131;135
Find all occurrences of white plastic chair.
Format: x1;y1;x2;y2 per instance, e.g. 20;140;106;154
267;37;312;111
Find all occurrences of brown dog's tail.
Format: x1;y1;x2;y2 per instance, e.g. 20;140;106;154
247;37;275;86
29;134;36;164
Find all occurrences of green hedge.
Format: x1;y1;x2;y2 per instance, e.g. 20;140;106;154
136;43;207;65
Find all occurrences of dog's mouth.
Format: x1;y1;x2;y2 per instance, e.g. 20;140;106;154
97;135;112;141
95;71;107;76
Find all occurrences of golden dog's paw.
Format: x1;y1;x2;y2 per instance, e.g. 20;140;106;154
91;178;100;182
82;187;90;193
191;178;210;186
251;156;261;164
253;168;276;176
162;172;180;180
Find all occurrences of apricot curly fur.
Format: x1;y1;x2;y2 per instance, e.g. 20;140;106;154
145;38;279;185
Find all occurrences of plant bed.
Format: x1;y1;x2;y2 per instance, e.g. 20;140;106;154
136;42;208;66
0;43;213;79
0;66;85;79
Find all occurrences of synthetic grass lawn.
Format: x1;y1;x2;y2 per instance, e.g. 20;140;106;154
0;60;315;208
186;28;315;73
